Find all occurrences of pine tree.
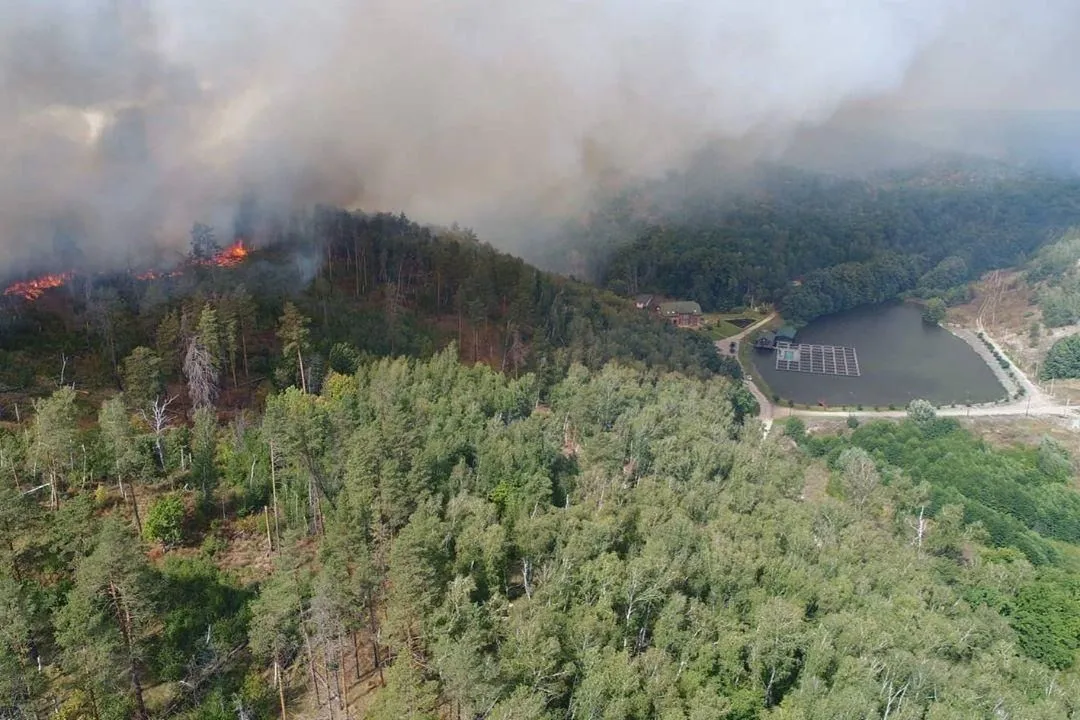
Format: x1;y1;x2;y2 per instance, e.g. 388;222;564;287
121;347;164;411
0;576;44;717
191;407;218;501
56;520;157;720
155;310;183;377
277;303;311;393
197;305;224;371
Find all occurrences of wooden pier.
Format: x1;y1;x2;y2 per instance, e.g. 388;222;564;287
774;341;861;377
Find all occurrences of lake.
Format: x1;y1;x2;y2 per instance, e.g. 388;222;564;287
750;302;1006;407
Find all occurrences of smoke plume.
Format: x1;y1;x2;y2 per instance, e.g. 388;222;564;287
2;0;1079;273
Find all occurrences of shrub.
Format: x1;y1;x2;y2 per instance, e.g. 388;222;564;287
846;414;860;429
784;417;807;442
328;342;362;375
1041;334;1080;380
144;493;186;547
921;298;946;325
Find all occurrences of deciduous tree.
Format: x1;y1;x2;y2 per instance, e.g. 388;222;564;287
30;386;78;510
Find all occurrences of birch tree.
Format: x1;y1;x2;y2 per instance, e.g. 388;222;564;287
29;386;78;510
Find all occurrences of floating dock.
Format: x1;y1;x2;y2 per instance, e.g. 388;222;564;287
774;341;861;377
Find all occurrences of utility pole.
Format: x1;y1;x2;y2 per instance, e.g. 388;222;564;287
1026;393;1032;417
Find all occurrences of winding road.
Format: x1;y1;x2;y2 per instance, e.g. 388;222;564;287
714;313;777;437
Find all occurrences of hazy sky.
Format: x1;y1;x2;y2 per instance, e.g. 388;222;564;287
2;0;1079;272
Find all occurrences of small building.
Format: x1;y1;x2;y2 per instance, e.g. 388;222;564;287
776;325;797;343
634;294;655;310
754;330;777;348
658;301;703;328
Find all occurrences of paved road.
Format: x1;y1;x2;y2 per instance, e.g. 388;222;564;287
714;313;776;436
723;314;1077;428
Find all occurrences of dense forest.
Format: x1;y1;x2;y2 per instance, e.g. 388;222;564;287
1;202;1080;718
3;351;1080;718
554;163;1080;325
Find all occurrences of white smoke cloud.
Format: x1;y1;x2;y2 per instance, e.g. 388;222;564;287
2;0;1079;272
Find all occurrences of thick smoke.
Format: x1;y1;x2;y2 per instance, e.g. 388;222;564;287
2;0;1079;273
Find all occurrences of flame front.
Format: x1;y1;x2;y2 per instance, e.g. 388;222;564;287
3;272;74;301
6;240;252;302
211;241;249;267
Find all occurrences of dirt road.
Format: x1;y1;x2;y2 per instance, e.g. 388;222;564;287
715;314;776;436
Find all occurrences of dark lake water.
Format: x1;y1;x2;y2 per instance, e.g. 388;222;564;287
750;302;1006;407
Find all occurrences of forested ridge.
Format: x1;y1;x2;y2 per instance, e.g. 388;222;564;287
556;163;1080;325
0;207;737;408
1;203;1080;718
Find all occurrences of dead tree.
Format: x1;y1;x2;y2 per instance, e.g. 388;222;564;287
141;395;178;470
184;338;219;410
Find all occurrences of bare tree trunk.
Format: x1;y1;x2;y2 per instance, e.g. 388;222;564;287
322;648;336;720
264;505;274;554
367;591;383;685
87;686;102;720
297;348;308;394
339;634;351;717
275;659;288;720
130;662;149;720
352;631;361;681
353;244;361;298
7;540;20;581
119;478;143;535
301;618;320;705
270;443;282;554
111;583;148;720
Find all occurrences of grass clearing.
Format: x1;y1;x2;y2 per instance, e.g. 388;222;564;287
703;310;767;340
707;320;743;340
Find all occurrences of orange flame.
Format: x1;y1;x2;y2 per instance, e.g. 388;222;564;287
3;272;74;301
6;240;252;302
210;241;249;267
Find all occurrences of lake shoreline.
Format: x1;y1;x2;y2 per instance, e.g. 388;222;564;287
943;323;1018;400
750;303;1006;407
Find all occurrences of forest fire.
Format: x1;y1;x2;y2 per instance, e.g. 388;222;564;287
208;240;250;267
2;271;74;301
5;240;252;302
135;269;184;282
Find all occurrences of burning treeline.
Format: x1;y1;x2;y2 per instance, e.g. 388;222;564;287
3;240;250;302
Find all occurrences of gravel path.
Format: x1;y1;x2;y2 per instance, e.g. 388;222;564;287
715;313;776;437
